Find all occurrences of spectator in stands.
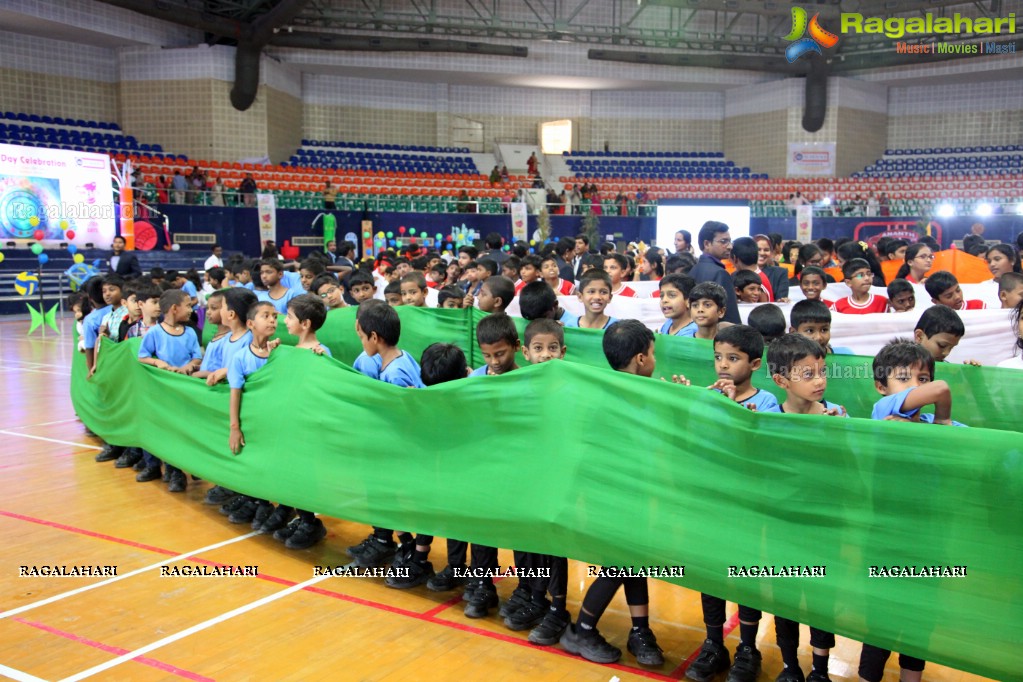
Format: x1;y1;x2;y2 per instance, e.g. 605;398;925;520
155;175;169;204
171;170;187;204
690;221;740;324
500;165;509;181
527;152;538;176
323;181;337;210
211;176;226;206
186;165;203;204
546;188;560;213
204;244;224;272
457;190;475;213
615;191;628;216
240;173;257;207
489;166;501;185
879;192;891;216
108;235;142;279
866;191;880;217
568;184;581;215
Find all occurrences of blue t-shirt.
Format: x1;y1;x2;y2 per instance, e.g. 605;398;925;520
255;287;302;314
564;315;618;330
83;305;112;350
738;388;781;413
871;387;967;426
240;282;255;291
558;309;580;327
469;365;489;377
282;271;303;290
228;346;269;390
380;351;425;388
138;324;202;368
779;399;848;416
831;346;855;355
353;351;383;379
181;280;198;300
199;334;227;372
659;320;698;337
221;330;253;371
299;344;333;357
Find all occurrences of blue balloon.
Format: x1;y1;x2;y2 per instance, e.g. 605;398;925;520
68;244;77;254
38;253;49;265
93;259;102;268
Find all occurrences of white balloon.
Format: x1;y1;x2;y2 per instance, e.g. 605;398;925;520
171;243;181;251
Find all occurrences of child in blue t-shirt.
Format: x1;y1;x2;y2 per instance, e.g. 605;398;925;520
518;280;578;327
82;277;112;378
346;301;424;569
565;269;617;330
255;259;303;314
657;273;697;337
97;275;128;345
709;325;780;412
137;289;203;492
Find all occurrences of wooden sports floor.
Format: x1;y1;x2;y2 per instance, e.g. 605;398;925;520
0;317;992;682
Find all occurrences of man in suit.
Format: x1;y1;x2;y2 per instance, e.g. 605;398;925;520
688;221;740;324
555;237;576;283
572;234;589;278
108;235;142;279
481;232;509;267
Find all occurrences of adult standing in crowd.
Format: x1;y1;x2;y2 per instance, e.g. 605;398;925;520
108;235;142;279
204;244;224;271
689;221;740;324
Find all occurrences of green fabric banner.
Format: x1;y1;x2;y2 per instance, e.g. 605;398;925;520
74;312;1022;679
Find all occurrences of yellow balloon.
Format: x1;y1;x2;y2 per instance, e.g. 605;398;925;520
0;252;5;263
60;219;69;230
73;253;84;264
28;216;40;227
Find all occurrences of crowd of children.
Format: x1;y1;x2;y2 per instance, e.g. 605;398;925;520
74;224;1022;682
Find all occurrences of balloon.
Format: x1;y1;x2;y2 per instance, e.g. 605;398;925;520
410;237;417;244
377;231;385;238
386;231;393;239
73;253;84;264
446;235;453;242
38;253;49;265
435;233;442;241
30;243;43;255
29;217;40;227
409;228;416;235
399;227;406;235
68;244;77;254
171;244;181;251
503;245;510;251
66;230;76;240
363;231;370;239
446;244;453;250
93;259;102;267
0;252;4;263
60;219;69;230
530;240;536;246
389;239;396;246
33;229;44;240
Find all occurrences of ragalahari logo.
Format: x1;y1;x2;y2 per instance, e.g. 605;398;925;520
785;7;840;62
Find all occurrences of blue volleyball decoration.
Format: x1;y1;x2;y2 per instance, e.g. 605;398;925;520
14;271;39;296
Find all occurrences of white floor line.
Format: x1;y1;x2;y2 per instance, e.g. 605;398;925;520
6;418;81;430
57;573;333;682
3;360;72;370
0;663;50;682
0;532;260;621
0;367;72;377
0;431;103;451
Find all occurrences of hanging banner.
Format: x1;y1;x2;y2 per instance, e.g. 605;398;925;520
787;142;836;176
510;202;528;241
796;203;813;242
257;192;276;244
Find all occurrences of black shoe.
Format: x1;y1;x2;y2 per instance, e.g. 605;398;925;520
386;560;434;589
498;586;532;619
504;598;549;631
227;498;259;524
285;519;326;550
167;469;187;493
726;644;762;682
114;448;142;469
204;486;236;505
426;565;467;592
95;445;119;462
393;540;415;567
273;517;302;543
560;624;622;664
219;495;249;516
135;466;162;483
250;501;275;530
628;626;665;667
776;668;806;682
463;581;498;619
133;458;147;472
258;505;294;534
806;671;830;682
350;538;397;567
685;639;731;682
462;581;477;602
346;533;378;557
528;608;571;646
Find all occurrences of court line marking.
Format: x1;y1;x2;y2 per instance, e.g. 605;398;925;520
1;510;680;681
0;431;103;452
0;663;49;682
1;360;72;370
0;532;259;620
11;618;214;682
5;418;82;430
57;573;333;682
0;367;71;377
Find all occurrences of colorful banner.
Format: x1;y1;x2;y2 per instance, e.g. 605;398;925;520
510;202;529;242
71;320;1023;680
796;203;814;242
257;192;276;244
787;142;836;176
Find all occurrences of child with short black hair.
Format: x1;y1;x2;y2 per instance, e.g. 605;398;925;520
832;258;889;314
206;266;226;291
568;269;617;330
602;253;636;297
924;270;986;310
711;325;779;411
502;255;520;281
477;275;515;314
522;318;567;364
999;271;1023;309
747;304;786;344
97;274;127;345
438;285;465;308
733;270;764;304
348;270;377;304
470;313;520;376
137;289;203;491
519;281;579;326
400;272;429;307
689;282;731;340
257;258;303;313
913;305;965;363
797;266;828;302
515;254;542;294
886;278;916;312
658;273;697;336
310;274;345;309
790;299;853;355
561;319;664;667
384;281;403;306
125;284;162;341
540;253;576;295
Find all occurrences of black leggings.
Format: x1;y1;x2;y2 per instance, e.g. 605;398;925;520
775;617;835;650
858;644;925;681
580;574;648;624
700;593;762;624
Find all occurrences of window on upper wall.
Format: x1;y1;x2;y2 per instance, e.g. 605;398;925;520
539;120;572;155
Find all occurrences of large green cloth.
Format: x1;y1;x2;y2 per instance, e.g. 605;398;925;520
73;311;1022;678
